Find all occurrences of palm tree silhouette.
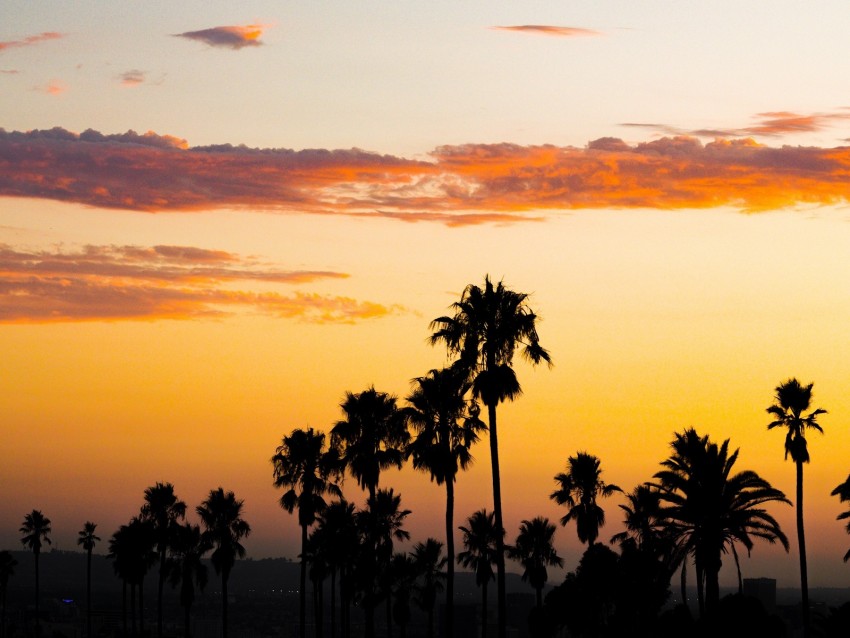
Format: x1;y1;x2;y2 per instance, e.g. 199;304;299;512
430;275;551;638
142;482;187;638
19;509;51;634
77;521;100;638
356;488;411;638
197;487;251;638
272;427;342;638
412;539;447;638
389;553;417;638
0;550;17;638
405;364;484;638
332;387;409;501
109;517;156;637
767;378;826;636
653;428;790;618
457;509;500;638
315;500;358;638
551;452;622;546
831;474;850;563
167;522;211;638
508;517;563;608
305;529;330;638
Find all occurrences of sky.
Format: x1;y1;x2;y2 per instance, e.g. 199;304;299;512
2;1;850;590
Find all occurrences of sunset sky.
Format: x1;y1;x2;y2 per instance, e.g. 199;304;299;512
3;1;850;590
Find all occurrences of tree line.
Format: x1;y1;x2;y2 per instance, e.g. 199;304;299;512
3;276;849;638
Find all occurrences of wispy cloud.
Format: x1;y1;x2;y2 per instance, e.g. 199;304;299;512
33;79;66;95
622;109;850;139
1;69;19;75
119;70;146;87
491;25;600;37
0;32;63;53
174;24;267;50
4;126;850;221
0;244;402;323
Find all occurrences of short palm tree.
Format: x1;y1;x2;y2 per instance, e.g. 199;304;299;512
331;387;409;501
315;500;358;638
508;517;563;608
168;522;211;638
197;488;251;638
551;452;622;546
77;521;101;638
412;539;447;638
430;275;551;638
0;550;17;638
389;553;418;638
405;364;484;638
830;474;850;561
20;510;51;633
142;482;187;638
653;428;790;618
767;378;826;636
272;427;342;638
108;517;156;637
457;509;500;638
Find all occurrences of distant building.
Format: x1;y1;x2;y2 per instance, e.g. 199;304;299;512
743;577;777;612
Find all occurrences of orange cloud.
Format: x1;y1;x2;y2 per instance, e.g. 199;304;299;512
0;32;63;52
119;70;146;87
35;80;67;95
0;244;401;323
491;25;600;37
175;25;267;49
4;127;850;220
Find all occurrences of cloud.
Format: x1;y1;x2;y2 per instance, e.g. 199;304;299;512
119;70;146;87
622;110;850;139
491;25;600;37
4;126;850;221
34;80;66;95
0;243;403;323
175;25;266;49
1;69;19;75
0;32;63;53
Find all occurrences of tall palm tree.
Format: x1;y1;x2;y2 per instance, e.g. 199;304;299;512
653;428;790;618
405;364;484;638
356;488;411;638
508;517;563;609
830;474;850;562
305;529;330;638
412;539;448;638
19;509;51;634
430;275;551;638
767;378;826;636
142;482;187;638
315;500;358;638
109;517;156;637
457;509;500;638
272;427;342;638
197;487;251;638
331;387;409;501
167;522;211;638
0;550;17;638
550;452;622;546
77;521;101;638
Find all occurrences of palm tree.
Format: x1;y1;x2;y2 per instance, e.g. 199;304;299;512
457;509;500;638
0;550;17;638
331;387;409;501
767;378;826;636
430;275;551;638
77;521;101;638
830;474;850;561
551;452;622;546
197;487;251;638
167;522;211;638
356;488;411;638
108;517;156;637
405;364;484;638
412;539;448;638
19;509;51;634
142;482;187;638
305;529;330;638
653;428;790;618
508;517;563;608
272;427;342;638
315;500;358;638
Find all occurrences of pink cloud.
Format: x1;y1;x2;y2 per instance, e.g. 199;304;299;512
0;244;402;323
175;25;267;50
33;79;67;95
491;25;601;37
0;32;63;52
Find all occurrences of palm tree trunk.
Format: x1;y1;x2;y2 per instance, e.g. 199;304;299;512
221;572;229;638
131;583;137;638
487;401;506;638
731;544;743;594
680;561;687;611
300;523;308;638
87;549;93;638
158;551;166;638
122;580;127;638
481;580;488;638
315;576;324;638
385;589;393;638
695;562;704;618
140;575;146;636
331;569;337;638
797;459;810;636
184;601;191;638
34;551;40;636
446;479;455;638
